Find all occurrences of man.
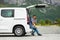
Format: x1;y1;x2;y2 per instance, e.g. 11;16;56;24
29;15;42;36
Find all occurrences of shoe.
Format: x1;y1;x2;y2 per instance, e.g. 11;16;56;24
38;34;42;36
31;33;34;36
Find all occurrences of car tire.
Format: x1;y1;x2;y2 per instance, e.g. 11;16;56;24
14;26;25;36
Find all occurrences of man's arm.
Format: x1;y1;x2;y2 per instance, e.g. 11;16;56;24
32;22;35;26
32;22;36;28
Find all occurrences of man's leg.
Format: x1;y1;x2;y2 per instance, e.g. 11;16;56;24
31;30;35;36
34;27;42;36
29;23;35;36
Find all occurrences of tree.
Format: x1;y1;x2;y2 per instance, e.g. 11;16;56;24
25;0;42;6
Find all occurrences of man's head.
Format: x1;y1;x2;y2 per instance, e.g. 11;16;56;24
33;15;37;19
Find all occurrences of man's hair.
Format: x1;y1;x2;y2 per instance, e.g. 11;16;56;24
33;15;36;17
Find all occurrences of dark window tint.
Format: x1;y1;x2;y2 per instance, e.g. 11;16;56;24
1;9;14;17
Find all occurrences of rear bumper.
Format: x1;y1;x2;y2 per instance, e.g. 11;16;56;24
25;28;32;33
25;25;32;33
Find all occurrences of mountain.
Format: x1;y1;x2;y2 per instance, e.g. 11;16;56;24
0;0;60;23
24;0;60;22
40;0;60;6
0;0;4;4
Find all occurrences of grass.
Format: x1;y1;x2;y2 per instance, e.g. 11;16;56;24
36;23;60;27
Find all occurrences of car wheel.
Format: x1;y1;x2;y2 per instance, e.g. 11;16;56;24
14;26;25;36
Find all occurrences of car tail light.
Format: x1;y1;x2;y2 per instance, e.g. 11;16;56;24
27;15;29;24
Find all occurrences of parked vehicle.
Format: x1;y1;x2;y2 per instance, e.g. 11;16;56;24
0;7;32;36
0;4;48;36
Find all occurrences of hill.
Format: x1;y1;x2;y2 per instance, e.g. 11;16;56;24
24;0;60;22
0;0;60;23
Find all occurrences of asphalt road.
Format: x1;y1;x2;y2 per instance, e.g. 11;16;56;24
0;25;60;40
0;34;60;40
37;25;60;34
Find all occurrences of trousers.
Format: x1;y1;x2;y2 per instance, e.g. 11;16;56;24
29;23;40;35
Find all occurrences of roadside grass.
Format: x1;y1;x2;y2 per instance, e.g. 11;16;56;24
36;24;60;27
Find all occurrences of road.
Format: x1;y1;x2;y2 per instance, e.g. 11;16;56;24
37;25;60;34
0;34;60;40
0;25;60;40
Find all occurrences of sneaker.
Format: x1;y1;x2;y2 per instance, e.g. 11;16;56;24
38;34;42;36
31;33;34;36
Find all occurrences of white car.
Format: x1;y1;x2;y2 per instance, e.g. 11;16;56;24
0;4;48;36
0;7;32;36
